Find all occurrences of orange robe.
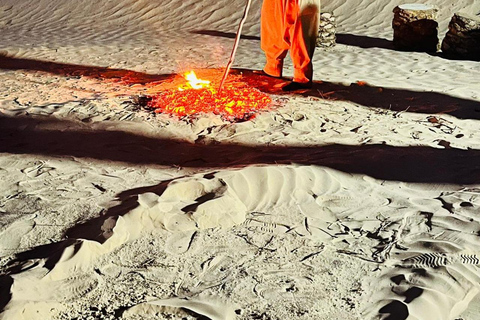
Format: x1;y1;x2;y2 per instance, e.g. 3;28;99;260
261;0;321;83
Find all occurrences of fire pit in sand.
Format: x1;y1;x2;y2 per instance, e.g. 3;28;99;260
145;71;273;121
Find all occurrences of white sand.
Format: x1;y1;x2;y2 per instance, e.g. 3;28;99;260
1;0;480;319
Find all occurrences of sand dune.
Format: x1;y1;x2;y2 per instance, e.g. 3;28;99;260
1;0;480;319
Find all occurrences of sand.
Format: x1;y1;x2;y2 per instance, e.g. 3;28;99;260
1;0;480;319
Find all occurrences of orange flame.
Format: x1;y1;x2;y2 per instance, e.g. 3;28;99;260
179;71;211;91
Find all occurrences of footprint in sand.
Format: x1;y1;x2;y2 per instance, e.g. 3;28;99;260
241;218;291;235
164;230;196;255
366;263;480;320
364;194;480;320
7;164;479;320
21;161;55;178
399;252;480;269
123;303;192;319
7;268;100;306
124;296;238;320
3;165;381;284
51;274;100;302
193;255;236;290
253;274;312;300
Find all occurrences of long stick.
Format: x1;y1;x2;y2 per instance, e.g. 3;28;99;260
218;0;252;92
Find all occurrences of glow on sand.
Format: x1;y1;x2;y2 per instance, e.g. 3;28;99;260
147;71;272;120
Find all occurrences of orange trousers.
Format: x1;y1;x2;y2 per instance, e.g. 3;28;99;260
261;0;321;83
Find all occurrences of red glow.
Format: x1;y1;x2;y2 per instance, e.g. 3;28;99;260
146;71;272;120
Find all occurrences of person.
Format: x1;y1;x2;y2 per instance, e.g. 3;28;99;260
259;0;321;91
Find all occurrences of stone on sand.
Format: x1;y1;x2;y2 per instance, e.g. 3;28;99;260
392;4;439;52
441;12;480;61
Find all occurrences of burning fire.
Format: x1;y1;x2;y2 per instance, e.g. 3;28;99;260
179;71;211;90
147;71;272;120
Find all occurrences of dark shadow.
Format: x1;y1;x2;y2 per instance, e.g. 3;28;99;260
390;275;406;285
191;30;260;41
65;179;173;243
0;275;13;312
306;81;480;120
334;33;480;62
4;239;82;274
402;287;423;303
1;114;480;185
234;69;480;120
0;54;173;85
379;300;409;320
431;51;480;62
336;33;394;50
376;286;423;320
65;198;139;242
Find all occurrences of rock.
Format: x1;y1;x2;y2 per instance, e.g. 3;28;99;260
316;12;336;48
441;12;480;60
392;4;439;52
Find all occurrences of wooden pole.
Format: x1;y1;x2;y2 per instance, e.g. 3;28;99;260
218;0;252;92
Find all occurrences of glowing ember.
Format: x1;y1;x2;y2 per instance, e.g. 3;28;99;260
179;71;211;90
147;71;272;120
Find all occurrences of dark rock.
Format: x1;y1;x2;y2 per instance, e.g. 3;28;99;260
392;4;439;52
441;12;480;60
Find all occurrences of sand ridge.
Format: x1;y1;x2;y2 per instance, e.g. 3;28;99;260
1;0;480;319
3;165;480;319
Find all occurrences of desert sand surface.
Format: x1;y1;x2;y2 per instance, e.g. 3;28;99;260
1;0;480;319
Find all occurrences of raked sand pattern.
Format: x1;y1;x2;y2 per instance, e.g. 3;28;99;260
1;0;480;319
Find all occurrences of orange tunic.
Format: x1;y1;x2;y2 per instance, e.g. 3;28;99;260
261;0;321;83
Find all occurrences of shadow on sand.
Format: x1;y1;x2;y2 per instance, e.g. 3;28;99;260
336;33;394;50
0;54;173;85
234;69;480;120
1;114;479;186
191;29;260;41
1;55;479;120
1;112;479;316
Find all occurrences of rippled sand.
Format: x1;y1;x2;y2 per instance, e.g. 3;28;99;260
1;0;480;319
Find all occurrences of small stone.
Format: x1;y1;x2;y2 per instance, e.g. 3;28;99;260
293;113;305;121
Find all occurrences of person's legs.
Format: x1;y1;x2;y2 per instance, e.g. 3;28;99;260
289;0;320;83
261;0;290;77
